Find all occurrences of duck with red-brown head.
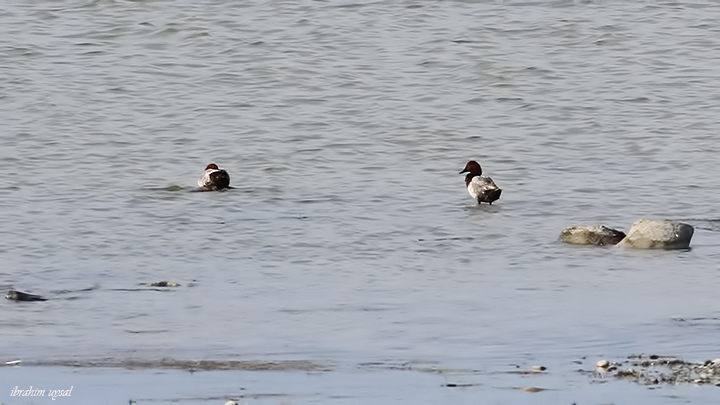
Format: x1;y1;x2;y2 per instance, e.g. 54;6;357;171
459;160;501;204
198;163;231;191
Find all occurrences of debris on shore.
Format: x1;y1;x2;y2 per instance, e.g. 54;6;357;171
139;281;181;287
586;354;720;386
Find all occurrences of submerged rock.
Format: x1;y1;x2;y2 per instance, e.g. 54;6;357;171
615;219;694;249
27;358;330;372
559;225;627;246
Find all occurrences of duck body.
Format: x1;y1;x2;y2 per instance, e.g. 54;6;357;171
460;160;502;204
198;163;230;191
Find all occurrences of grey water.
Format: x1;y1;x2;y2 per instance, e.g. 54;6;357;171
1;0;720;403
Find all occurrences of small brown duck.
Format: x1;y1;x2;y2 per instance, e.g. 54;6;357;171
198;163;231;191
459;160;502;204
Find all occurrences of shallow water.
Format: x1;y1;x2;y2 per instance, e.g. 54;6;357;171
2;0;720;403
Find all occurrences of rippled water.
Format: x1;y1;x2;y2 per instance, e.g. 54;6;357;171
2;0;720;403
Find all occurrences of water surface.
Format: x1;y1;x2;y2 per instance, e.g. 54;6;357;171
2;0;720;403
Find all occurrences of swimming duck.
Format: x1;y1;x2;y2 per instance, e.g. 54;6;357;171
459;160;502;204
198;163;230;191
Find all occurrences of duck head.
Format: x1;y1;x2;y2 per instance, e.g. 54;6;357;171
460;161;482;186
459;160;482;176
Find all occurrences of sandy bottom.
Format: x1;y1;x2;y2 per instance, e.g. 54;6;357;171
2;355;720;404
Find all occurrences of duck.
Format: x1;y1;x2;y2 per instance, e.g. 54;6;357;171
459;160;502;204
198;163;231;191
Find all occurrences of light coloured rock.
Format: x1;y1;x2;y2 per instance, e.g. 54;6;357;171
559;225;626;246
615;219;693;249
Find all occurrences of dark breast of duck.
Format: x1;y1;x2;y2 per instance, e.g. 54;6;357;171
208;170;230;190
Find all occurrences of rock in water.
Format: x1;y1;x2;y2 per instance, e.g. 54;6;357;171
615;219;694;249
559;225;627;246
